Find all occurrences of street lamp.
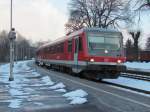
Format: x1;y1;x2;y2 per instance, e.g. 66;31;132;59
9;0;16;81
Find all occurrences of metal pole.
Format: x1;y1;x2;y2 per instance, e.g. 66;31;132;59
10;0;12;29
9;0;14;81
29;48;30;60
15;41;18;62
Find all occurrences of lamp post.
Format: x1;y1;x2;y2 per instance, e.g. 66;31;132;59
9;0;16;81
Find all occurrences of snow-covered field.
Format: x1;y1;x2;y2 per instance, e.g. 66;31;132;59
104;77;150;92
125;62;150;71
0;61;88;109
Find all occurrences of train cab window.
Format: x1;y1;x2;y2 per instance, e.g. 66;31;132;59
68;40;72;52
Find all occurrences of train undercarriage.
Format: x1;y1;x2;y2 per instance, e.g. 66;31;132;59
35;60;126;80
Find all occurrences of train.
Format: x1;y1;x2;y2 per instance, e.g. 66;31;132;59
126;50;150;62
35;28;126;80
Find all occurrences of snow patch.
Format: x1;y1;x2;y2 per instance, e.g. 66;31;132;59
63;89;88;105
0;60;89;107
49;82;66;90
34;102;44;106
9;88;29;96
70;97;87;105
63;89;88;98
24;88;35;93
41;76;54;86
125;62;150;70
104;77;150;91
55;89;67;93
32;72;41;77
8;99;23;108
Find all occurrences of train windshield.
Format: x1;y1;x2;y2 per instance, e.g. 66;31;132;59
88;33;121;52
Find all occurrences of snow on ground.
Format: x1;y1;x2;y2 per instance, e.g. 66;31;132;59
8;99;23;108
0;60;88;108
49;82;66;90
104;77;150;92
49;82;67;93
125;62;150;70
55;89;67;93
63;89;88;104
34;102;44;106
30;72;41;77
41;76;54;86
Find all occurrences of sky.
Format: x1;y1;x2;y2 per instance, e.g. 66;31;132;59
0;0;70;42
0;0;150;48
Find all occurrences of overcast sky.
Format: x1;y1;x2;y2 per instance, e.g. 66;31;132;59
0;0;70;42
0;0;150;47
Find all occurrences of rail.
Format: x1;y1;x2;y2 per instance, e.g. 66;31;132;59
121;69;150;81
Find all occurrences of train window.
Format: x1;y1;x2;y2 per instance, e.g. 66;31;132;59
44;48;47;53
55;43;64;53
54;46;57;54
75;39;78;53
60;43;64;53
68;40;72;52
48;46;51;52
51;47;54;54
50;47;52;54
79;37;82;51
56;45;58;53
46;47;49;53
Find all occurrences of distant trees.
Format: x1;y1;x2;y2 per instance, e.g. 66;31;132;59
0;31;10;62
125;39;134;55
66;0;131;33
125;31;141;61
129;31;141;60
15;34;36;61
145;37;150;50
0;30;36;62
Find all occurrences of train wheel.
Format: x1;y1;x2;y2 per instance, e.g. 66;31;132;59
81;71;100;81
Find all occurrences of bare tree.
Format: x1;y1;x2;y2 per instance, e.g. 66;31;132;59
66;0;132;33
129;31;141;60
145;37;150;50
126;39;134;50
0;31;10;62
125;39;134;59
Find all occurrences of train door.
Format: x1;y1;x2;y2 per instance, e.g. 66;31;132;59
73;37;79;73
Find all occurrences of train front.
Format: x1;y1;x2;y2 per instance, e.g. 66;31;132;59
84;29;126;79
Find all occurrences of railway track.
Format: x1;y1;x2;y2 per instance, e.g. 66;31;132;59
101;80;150;94
121;73;150;81
121;70;150;81
102;70;150;94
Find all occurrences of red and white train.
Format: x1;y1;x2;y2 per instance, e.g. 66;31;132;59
36;28;126;79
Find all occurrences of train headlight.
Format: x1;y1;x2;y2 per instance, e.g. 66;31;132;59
90;58;94;62
105;50;108;54
117;59;122;64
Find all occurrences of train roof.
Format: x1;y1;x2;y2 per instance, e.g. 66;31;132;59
37;27;120;51
68;27;120;37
